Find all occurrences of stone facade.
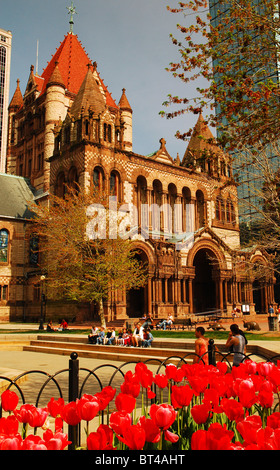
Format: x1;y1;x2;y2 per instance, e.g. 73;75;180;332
2;31;275;324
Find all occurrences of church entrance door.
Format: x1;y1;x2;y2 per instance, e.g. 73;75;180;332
193;248;219;314
126;250;148;318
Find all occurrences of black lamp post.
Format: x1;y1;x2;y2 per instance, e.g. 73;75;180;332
39;275;46;330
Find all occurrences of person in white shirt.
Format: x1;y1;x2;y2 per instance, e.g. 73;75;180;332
131;322;144;346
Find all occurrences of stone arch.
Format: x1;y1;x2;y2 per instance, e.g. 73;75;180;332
55;171;66;198
188;239;227;314
126;241;155;318
188;238;226;269
250;253;270;315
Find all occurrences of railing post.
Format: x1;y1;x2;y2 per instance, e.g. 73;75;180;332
208;338;216;366
68;352;80;450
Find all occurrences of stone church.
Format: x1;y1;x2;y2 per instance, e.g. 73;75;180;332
0;28;275;323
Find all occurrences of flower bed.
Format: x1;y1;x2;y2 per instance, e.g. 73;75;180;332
1;360;280;450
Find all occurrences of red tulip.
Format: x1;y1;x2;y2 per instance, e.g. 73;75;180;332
237;415;262;446
257;362;274;377
237;378;257;409
164;429;179;443
220;398;244;423
121;371;141;398
60;401;81;426
43;429;71;450
154;374;168;389
77;395;99;421
0;435;22;450
27;407;49;428
115;393;136;414
188;375;209;395
171;384;193;409
47;397;65;418
0;415;19;435
267;412;280;429
109;411;131;436
191;423;234;450
95;386;116;410
140;369;154;388
13;404;37;424
1;390;19;412
165;364;184;382
191;429;208;450
87;424;115;450
135;363;154;388
22;435;46;450
165;364;178;381
258;380;274;409
191;403;211;424
117;424;146;450
149;404;177;430
138;416;161;443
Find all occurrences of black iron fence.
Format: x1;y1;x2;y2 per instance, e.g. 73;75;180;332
1;341;280;449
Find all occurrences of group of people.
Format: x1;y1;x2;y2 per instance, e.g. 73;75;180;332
88;322;154;348
47;319;69;332
194;323;248;367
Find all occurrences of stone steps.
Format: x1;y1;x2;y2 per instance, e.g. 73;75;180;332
23;335;198;364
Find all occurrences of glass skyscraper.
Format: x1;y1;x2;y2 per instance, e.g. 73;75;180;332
0;29;12;174
209;1;280;223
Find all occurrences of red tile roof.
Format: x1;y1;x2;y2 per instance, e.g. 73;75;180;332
40;33;118;109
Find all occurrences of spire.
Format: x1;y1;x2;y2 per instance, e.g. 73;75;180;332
9;79;23;110
119;88;132;112
69;64;106;119
181;113;218;167
67;2;77;34
46;61;65;89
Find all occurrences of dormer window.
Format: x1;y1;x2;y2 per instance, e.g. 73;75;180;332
104;123;112;143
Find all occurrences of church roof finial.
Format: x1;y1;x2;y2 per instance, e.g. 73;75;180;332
67;1;77;34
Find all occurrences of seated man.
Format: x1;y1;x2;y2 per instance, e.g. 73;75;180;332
142;327;154;348
96;327;105;345
157;313;174;330
106;327;116;345
88;325;99;344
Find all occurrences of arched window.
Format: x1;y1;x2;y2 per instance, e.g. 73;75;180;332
216;195;225;222
93;166;105;192
168;183;177;234
226;198;236;224
182;187;192;233
104;123;112;143
110;170;121;202
196;190;205;229
136;176;148;232
68;166;79;192
29;235;39;266
56;172;66;198
0;229;9;263
152;180;163;233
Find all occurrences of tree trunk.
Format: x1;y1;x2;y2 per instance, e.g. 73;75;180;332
98;298;106;328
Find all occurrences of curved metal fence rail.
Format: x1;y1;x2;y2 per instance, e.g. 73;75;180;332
1;343;280;449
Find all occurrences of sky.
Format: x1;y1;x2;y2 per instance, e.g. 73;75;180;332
0;0;204;159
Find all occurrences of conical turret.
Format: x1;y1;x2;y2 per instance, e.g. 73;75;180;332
119;88;133;151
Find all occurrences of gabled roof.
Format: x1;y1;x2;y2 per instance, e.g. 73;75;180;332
0;173;35;220
148;138;174;165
